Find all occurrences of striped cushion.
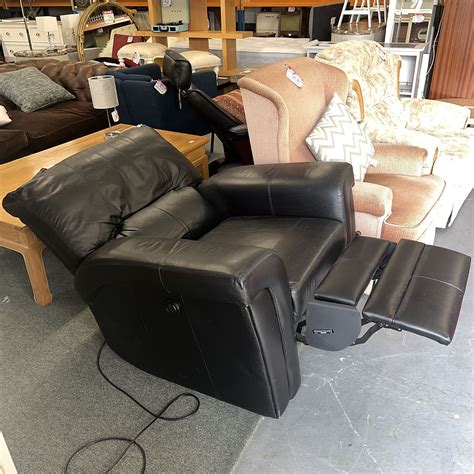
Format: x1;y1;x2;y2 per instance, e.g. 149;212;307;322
214;89;246;124
306;92;375;181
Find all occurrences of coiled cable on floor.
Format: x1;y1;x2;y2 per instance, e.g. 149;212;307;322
64;341;200;473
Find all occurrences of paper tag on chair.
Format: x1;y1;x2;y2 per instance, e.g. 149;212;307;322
375;46;386;61
127;35;134;43
102;10;115;24
369;158;378;168
111;109;120;123
132;51;141;65
285;65;304;88
154;80;167;95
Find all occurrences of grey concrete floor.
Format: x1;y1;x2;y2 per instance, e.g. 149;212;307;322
235;193;473;474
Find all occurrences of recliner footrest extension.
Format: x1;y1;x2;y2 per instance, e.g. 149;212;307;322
302;238;470;350
363;239;471;345
315;235;393;306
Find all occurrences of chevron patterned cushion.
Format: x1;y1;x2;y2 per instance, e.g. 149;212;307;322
306;93;375;181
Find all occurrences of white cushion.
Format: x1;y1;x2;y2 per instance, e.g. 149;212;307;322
306;93;375;181
118;42;167;59
180;50;221;71
0;105;12;126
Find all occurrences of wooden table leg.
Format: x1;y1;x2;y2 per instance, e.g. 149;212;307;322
21;242;52;306
0;223;52;306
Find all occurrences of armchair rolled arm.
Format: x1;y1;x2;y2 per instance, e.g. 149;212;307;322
353;181;392;218
365;126;440;174
200;162;355;243
402;98;470;132
370;143;427;177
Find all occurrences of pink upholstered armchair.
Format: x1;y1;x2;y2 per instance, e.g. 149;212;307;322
316;40;473;228
238;58;445;243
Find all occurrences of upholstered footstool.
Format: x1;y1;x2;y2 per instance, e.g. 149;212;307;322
179;50;221;77
117;42;167;66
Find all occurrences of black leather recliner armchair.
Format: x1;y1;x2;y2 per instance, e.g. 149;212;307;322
163;49;253;167
4;126;470;418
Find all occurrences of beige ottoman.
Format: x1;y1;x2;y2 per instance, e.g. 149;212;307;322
179;50;221;77
117;42;167;66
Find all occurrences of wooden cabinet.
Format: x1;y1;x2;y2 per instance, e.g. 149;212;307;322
0;19;66;62
429;0;474;99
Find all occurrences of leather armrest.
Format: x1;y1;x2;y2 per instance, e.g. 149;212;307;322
76;237;291;306
228;124;248;137
370;143;427;177
353;181;392;218
200;162;355;243
75;236;301;417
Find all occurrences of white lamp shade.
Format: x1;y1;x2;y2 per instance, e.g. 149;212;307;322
36;16;59;32
88;76;119;109
60;13;81;30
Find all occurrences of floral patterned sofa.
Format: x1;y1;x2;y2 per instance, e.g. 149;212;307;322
316;40;473;228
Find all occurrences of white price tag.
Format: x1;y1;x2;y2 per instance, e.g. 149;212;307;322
127;35;134;43
103;10;115;24
412;14;425;24
375;46;386;61
111;109;120;123
285;65;304;88
369;158;378;168
132;51;141;65
154;79;167;95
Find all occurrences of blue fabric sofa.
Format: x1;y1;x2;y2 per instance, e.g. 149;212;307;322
107;64;217;136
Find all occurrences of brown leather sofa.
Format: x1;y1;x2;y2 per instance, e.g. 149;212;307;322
0;60;114;164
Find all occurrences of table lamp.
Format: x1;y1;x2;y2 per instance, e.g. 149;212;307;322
36;16;59;51
60;13;81;47
88;76;120;140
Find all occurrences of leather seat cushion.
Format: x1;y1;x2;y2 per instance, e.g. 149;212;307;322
364;173;445;242
200;216;346;317
4;101;107;155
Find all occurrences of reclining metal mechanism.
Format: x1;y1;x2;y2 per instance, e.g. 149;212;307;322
298;237;470;351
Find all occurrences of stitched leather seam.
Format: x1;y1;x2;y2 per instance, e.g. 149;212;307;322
237;252;277;286
155;205;191;236
60;161;121;224
267;287;292;398
267;173;275;216
247;303;278;418
157;240;183;294
182;295;219;397
391;244;425;327
412;275;465;293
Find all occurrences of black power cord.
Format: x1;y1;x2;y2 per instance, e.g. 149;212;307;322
65;341;200;473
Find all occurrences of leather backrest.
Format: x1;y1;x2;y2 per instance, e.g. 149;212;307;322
0;60;116;101
184;89;240;133
163;49;193;91
3;126;201;273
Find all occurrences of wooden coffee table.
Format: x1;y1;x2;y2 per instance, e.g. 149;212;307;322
0;124;208;306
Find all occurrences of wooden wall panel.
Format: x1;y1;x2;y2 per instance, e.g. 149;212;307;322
429;0;474;99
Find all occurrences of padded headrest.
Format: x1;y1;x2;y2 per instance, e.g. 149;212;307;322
3;126;201;273
163;49;192;91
